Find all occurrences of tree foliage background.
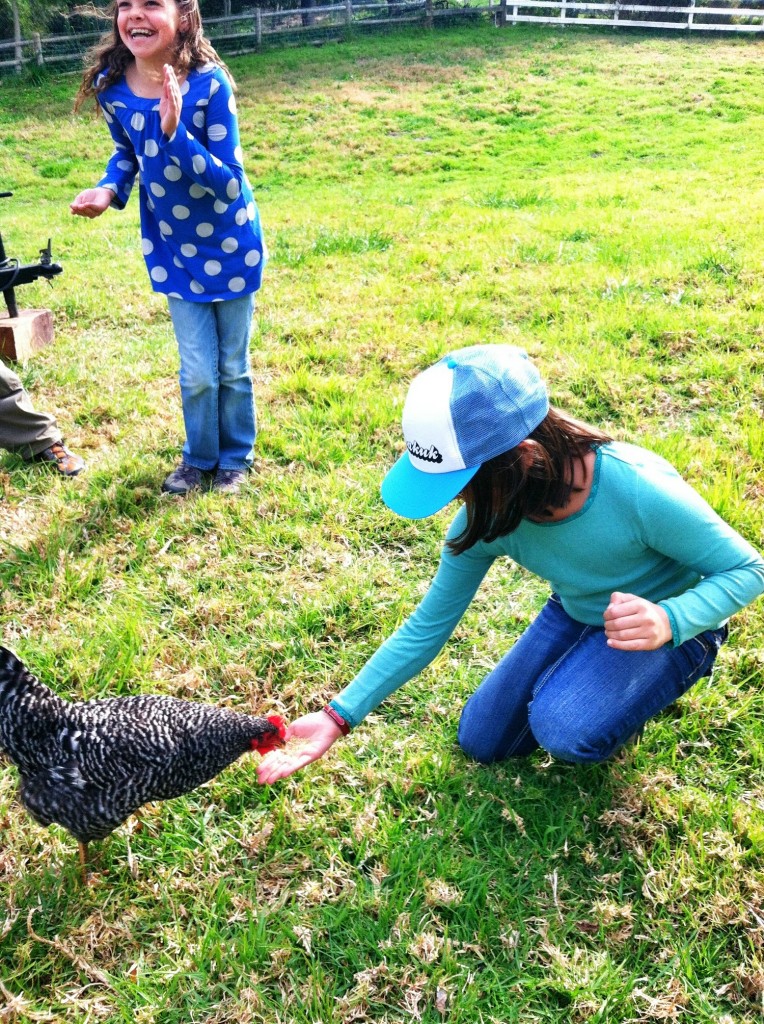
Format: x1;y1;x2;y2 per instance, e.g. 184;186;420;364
0;0;265;40
0;0;57;40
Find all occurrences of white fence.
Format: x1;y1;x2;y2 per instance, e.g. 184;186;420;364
499;0;764;29
0;1;490;73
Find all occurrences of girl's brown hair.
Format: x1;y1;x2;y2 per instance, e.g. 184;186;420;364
447;408;612;555
74;0;234;113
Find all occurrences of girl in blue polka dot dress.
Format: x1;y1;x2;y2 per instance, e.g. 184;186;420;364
72;0;266;495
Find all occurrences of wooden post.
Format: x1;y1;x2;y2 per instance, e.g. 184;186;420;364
12;0;23;74
687;0;696;29
256;6;262;45
425;0;433;27
346;0;353;25
33;32;43;66
560;0;567;24
613;0;620;27
0;310;56;363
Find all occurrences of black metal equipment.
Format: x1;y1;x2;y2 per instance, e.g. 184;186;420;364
0;191;63;319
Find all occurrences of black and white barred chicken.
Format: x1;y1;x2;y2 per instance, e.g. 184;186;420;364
0;645;285;877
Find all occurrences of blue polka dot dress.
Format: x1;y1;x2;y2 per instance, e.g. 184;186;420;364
96;63;266;302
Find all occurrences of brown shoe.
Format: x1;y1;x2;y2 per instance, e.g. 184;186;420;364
32;442;85;477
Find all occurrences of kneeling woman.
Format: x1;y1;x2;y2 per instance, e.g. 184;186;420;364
258;345;764;781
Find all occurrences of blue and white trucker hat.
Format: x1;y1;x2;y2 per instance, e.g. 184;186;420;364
381;345;549;520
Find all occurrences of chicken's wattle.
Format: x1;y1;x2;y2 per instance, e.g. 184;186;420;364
252;715;286;753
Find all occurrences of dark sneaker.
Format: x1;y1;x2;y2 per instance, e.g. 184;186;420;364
162;463;203;494
32;442;85;477
212;468;247;494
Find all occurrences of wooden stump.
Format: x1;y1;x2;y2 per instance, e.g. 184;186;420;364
0;309;55;363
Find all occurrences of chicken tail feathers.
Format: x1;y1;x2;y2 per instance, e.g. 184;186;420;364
0;645;28;701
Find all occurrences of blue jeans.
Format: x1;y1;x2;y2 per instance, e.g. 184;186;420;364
457;594;727;764
167;294;256;471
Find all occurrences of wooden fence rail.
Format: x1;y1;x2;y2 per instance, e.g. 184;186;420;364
2;0;763;73
0;1;490;74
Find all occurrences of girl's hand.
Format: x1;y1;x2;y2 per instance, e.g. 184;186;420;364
70;187;115;218
160;63;182;137
256;712;344;784
604;591;673;651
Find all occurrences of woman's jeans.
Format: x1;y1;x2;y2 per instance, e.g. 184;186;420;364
458;594;727;764
167;294;256;472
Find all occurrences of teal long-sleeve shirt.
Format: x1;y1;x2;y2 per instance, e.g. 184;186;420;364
331;442;764;728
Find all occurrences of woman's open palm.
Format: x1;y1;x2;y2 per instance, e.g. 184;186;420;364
256;712;343;784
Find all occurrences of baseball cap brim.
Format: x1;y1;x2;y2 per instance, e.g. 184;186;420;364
381;451;480;520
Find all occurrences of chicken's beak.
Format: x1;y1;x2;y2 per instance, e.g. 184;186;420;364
251;715;287;753
266;714;287;742
252;734;285;754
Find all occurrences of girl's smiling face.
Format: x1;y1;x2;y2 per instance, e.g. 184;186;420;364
116;0;181;65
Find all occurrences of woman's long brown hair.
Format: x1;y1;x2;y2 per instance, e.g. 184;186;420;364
447;408;612;555
74;0;234;114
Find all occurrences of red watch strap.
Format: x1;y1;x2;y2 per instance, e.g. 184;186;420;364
322;705;351;735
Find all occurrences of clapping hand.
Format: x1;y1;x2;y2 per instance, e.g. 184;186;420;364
160;63;182;138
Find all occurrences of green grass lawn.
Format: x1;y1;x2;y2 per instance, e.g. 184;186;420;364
0;22;763;1023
